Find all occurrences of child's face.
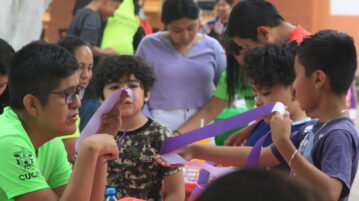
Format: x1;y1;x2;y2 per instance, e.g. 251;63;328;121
102;74;149;118
293;56;317;115
0;74;8;96
74;46;93;88
254;84;294;123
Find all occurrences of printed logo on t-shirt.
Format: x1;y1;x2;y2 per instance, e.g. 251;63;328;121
13;149;40;180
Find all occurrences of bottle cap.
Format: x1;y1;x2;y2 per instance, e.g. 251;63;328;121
106;188;116;195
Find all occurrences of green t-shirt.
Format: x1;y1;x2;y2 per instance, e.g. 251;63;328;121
0;107;72;201
214;71;255;109
101;0;139;55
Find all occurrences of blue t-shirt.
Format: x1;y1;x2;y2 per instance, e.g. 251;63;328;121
271;117;359;201
245;119;311;147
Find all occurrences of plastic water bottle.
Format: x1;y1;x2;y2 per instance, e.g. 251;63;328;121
104;188;117;201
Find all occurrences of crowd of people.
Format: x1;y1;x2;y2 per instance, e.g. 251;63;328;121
0;0;358;201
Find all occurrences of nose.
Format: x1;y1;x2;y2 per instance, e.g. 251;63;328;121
182;31;190;42
70;94;81;109
255;96;263;107
80;69;91;81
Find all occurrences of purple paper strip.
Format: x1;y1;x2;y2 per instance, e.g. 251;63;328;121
75;88;133;152
160;102;284;155
188;161;213;200
245;131;270;167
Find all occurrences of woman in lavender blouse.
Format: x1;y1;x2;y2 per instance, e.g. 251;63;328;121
136;0;226;131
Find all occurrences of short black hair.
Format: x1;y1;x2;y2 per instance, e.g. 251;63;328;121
0;38;15;75
161;0;199;25
216;0;233;5
244;43;296;89
196;168;327;201
93;55;155;100
9;41;79;110
57;35;88;55
227;0;284;40
297;30;357;95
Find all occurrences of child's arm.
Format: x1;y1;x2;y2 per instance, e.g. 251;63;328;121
15;134;118;201
157;143;280;168
89;155;108;201
270;112;342;201
163;171;185;201
63;134;118;201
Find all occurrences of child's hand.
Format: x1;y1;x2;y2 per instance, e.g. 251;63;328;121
225;129;250;146
269;111;292;146
81;134;119;161
155;155;182;167
155;145;195;167
97;103;121;137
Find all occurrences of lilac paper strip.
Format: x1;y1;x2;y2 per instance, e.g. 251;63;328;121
245;131;271;167
75;88;133;152
160;102;285;155
183;161;235;178
159;102;284;193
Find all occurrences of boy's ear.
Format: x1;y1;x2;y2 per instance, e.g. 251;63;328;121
289;86;296;101
144;90;151;102
23;94;40;116
313;70;327;89
256;26;271;43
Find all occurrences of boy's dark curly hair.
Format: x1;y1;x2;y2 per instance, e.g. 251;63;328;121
93;55;155;100
244;43;296;89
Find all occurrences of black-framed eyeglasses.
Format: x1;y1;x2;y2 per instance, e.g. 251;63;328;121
48;87;85;104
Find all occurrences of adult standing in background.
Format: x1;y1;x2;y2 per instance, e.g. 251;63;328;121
201;0;233;42
136;0;226;131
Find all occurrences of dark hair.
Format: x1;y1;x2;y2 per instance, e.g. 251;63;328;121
297;30;357;95
0;39;15;113
244;43;296;89
161;0;199;24
93;55;155;100
0;39;15;75
57;35;88;55
216;0;233;5
9;41;79;110
222;38;252;103
196;168;327;201
227;0;284;40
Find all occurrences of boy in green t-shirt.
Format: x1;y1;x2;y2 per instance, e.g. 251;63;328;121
176;1;310;141
0;41;120;201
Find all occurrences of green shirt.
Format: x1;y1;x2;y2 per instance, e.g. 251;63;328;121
214;71;255;109
0;107;72;201
101;0;139;55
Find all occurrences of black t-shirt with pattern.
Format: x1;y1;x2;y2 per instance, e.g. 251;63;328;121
106;118;181;201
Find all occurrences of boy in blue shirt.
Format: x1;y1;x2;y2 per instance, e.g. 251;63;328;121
158;30;359;201
242;43;310;148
